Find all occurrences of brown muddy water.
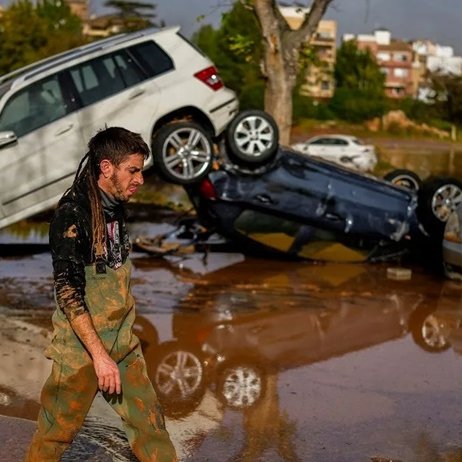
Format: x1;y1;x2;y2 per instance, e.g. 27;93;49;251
1;146;462;462
375;141;462;180
1;225;462;462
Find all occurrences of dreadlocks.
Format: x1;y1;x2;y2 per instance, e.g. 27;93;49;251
70;127;150;261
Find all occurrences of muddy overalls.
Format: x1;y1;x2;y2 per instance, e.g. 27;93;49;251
25;260;177;462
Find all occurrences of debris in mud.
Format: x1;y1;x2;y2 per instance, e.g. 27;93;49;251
386;267;412;280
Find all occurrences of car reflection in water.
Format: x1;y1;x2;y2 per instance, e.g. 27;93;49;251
133;260;426;421
409;280;462;354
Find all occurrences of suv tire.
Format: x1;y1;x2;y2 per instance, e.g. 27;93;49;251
152;121;214;184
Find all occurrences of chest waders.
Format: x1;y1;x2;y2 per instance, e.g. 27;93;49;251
25;260;177;462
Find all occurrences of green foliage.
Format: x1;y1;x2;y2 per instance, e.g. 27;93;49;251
334;40;385;93
330;40;386;122
192;1;264;109
192;24;219;64
428;72;462;124
293;94;334;123
389;97;439;124
329;88;386;123
104;0;162;32
239;81;265;110
295;42;322;90
0;0;85;75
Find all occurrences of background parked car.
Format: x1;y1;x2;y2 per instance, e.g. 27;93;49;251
291;134;377;172
0;26;239;229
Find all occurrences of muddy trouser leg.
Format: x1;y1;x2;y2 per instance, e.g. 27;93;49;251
24;360;98;462
104;347;178;462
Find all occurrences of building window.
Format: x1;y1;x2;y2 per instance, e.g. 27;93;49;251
377;52;390;61
394;53;409;62
394;68;409;78
316;31;333;40
321;81;330;90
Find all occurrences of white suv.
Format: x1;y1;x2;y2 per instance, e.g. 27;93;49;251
0;26;238;229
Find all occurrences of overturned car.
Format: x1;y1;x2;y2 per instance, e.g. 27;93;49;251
141;111;462;263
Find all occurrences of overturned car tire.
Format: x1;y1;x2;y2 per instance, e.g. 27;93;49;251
152;121;214;185
225;110;279;168
418;176;462;236
384;169;422;191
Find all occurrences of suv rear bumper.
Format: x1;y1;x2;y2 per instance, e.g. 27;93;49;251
208;89;239;136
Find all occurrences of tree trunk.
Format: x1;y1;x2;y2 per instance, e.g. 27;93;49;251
263;48;295;146
251;0;334;145
254;0;295;145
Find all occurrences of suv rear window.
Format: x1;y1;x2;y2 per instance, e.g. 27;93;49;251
128;41;174;78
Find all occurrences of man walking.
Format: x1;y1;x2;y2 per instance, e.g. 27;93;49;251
25;127;177;462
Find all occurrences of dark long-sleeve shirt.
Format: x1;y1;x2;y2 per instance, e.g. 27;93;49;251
49;186;130;321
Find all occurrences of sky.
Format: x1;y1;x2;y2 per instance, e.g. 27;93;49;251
151;0;462;56
0;0;461;55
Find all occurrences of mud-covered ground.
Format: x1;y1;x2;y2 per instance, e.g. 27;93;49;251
1;218;462;462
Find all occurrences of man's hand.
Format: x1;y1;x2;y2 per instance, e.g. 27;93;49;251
93;352;121;395
70;312;122;395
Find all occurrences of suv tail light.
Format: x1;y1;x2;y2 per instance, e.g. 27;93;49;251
199;178;217;200
194;66;224;91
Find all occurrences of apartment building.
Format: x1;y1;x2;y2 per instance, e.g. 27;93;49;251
280;5;337;100
64;0;124;37
344;29;414;99
411;40;462;100
66;0;89;22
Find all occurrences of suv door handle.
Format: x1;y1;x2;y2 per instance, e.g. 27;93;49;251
129;89;145;99
55;124;73;136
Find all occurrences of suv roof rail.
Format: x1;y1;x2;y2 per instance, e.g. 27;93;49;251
0;25;180;87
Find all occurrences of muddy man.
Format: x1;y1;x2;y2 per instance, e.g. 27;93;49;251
25;127;177;462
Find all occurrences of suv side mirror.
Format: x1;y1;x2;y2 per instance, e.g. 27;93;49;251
0;131;18;149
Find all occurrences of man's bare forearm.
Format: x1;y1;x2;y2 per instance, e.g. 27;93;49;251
70;312;107;359
70;313;121;394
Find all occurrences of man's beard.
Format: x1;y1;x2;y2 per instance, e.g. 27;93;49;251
109;172;129;202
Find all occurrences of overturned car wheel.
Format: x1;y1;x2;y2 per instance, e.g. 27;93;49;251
152;122;214;185
418;177;462;236
225;110;279;168
384;169;422;191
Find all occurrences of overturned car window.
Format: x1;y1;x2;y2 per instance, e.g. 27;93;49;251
234;210;370;262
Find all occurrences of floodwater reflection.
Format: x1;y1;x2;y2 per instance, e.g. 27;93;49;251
379;144;462;180
2;226;462;460
129;256;462;461
133;261;428;417
411;280;462;354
